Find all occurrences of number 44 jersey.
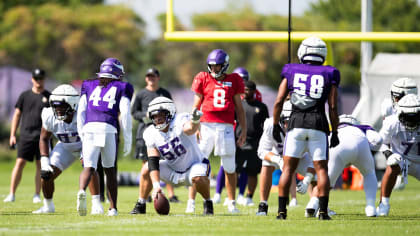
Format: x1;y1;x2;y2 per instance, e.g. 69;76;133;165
143;113;206;173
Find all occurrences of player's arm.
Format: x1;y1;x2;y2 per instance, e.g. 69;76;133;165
39;127;54;179
272;78;288;143
9;108;21;148
233;93;247;146
192;93;203;109
328;85;339;133
184;109;203;135
147;147;162;198
120;96;133;156
77;94;87;141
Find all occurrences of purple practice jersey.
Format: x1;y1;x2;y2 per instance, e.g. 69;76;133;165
81;79;134;129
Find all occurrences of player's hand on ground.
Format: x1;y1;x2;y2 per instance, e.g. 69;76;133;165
273;124;282;143
330;131;339;148
152;187;163;200
40;156;54;180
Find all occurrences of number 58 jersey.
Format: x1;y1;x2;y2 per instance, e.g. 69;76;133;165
143;113;205;173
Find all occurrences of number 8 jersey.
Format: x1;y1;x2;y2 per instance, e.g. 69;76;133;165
191;72;244;124
282;63;340;134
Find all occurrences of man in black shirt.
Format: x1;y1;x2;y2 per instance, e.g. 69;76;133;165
235;80;269;206
4;68;51;203
130;68;179;214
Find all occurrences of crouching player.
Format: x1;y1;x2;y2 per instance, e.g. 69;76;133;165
33;84;102;214
134;97;213;215
256;101;316;216
377;94;420;216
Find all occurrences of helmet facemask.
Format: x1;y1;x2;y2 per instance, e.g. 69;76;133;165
50;100;74;121
399;112;420;131
149;109;172;131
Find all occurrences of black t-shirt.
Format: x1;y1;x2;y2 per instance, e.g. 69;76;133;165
15;89;51;141
236;99;269;149
131;87;172;139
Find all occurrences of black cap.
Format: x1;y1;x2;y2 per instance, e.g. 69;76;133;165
32;68;46;80
145;68;159;77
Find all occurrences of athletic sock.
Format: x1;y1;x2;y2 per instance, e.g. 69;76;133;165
319;196;329;213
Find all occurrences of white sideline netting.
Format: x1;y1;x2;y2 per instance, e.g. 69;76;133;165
352;53;420;130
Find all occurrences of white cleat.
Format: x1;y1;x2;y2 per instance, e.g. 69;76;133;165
33;205;55;214
185;200;195;213
212;194;221;204
77;190;87;216
289;198;298;207
376;203;390;216
223;197;230;206
228;201;240;214
244;197;254;206
365;205;377;217
91;203;104;215
316;208;336;217
3;194;15;203
236;195;246;206
107;208;118;216
33;194;42;204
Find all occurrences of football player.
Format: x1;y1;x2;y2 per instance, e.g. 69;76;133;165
77;58;134;216
272;36;340;220
377;94;420;216
33;85;103;214
189;49;247;214
137;97;213;215
233;67;262;102
256;101;316;216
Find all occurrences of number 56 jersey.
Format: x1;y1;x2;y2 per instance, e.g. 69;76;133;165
143;113;205;173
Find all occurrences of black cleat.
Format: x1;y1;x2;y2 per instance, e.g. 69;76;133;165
318;212;331;220
256;202;268;216
147;196;152;203
130;201;146;214
169;195;180;203
276;212;287;220
305;208;316;218
203;200;214;215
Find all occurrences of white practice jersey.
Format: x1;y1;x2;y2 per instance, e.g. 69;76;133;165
381;98;395;119
41;107;82;151
144;113;205;173
380;114;420;163
258;118;285;160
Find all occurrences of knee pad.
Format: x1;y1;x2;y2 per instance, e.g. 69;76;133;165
221;155;236;174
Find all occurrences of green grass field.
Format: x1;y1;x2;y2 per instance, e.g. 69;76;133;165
1;149;420;236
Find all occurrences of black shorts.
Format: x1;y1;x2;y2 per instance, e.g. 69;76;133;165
134;139;148;161
17;139;41;162
235;148;262;176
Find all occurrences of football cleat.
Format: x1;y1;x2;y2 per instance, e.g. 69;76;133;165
77;190;87;216
130;201;146;214
276;211;287;220
316;208;336;217
365;205;377;217
318;212;331;220
244;197;254;206
212;193;221;204
33;205;55;214
305;208;317;218
223;197;230;206
377;203;390;216
185;199;195;213
107;208;118;216
203;200;214;215
227;201;240;214
256;202;268;216
169;195;180;203
33;194;42;204
3;194;15;203
91;203;104;215
236;195;246;206
289;198;298;207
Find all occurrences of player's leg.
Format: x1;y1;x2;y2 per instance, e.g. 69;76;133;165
244;149;261;206
212;166;225;204
257;164;275;216
188;161;212;215
289;176;297;207
101;133;118;216
235;148;246;205
130;163;150;214
88;171;104;214
33;166;61;214
34;158;42;203
4;158;26;202
166;183;179;203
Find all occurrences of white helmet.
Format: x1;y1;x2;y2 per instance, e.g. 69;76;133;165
396;94;420;131
339;114;360;125
147;97;176;131
390;77;418;104
280;100;292;124
49;84;80;120
297;36;327;64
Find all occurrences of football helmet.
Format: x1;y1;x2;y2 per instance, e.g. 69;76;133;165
147;97;176;131
280;100;292;124
233;67;250;81
339;114;360;125
207;49;229;79
49;84;80;121
390;77;418;104
396;94;420;131
297;36;327;64
97;58;125;80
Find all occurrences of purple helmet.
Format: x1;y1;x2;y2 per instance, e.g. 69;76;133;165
233;67;250;81
207;49;229;78
97;58;125;80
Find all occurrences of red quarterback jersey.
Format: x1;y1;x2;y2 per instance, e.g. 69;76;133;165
192;72;244;124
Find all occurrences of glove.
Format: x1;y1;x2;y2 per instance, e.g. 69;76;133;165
270;155;283;168
330;131;339;148
387;153;402;166
152;182;163;200
296;173;313;194
40;156;53;180
273;124;282;143
191;108;203;124
123;141;132;157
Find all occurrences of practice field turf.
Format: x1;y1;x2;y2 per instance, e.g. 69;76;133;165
1;153;420;236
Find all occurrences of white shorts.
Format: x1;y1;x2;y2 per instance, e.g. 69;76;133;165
159;160;211;186
284;128;328;161
50;142;81;171
262;152;314;176
328;137;375;187
82;132;117;169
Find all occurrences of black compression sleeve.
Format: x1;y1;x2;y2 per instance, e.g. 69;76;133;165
148;156;160;171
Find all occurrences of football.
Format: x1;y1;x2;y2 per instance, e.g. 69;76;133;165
154;192;170;215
